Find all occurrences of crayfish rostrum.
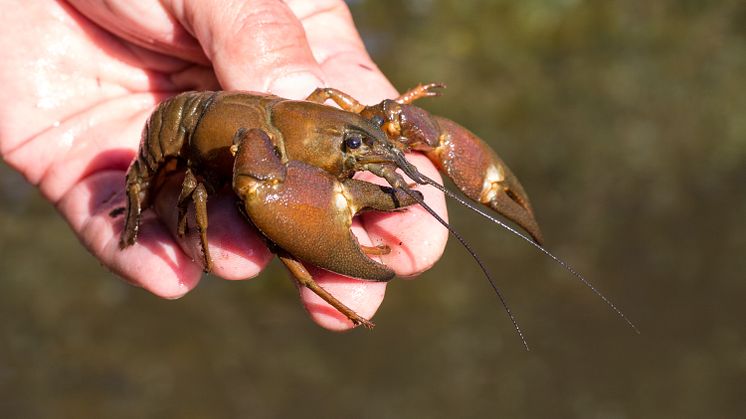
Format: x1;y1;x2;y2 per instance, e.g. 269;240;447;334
119;84;632;340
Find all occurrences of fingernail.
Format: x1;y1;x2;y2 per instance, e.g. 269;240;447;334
267;72;325;100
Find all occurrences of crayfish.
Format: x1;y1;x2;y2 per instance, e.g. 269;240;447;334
118;84;636;347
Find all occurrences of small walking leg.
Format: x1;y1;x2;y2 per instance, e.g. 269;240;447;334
120;159;150;248
305;88;366;113
176;168;213;272
176;168;198;237
395;83;445;105
279;252;375;329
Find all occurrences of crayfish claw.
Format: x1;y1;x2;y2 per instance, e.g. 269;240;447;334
427;116;543;244
232;129;398;282
485;177;544;245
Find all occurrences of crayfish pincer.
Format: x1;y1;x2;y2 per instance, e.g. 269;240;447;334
119;86;636;344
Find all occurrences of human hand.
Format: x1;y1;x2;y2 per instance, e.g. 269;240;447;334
0;0;447;330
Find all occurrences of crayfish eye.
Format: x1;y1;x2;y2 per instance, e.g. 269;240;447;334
344;132;363;150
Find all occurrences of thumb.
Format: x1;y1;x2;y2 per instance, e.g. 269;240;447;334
177;0;326;98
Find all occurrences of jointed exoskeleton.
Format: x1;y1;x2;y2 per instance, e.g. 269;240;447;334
119;85;635;343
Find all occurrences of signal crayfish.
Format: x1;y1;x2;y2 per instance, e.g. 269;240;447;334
118;83;636;346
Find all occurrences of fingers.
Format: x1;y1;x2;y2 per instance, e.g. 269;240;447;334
300;267;387;331
66;0;207;63
57;171;203;299
57;167;273;297
51;0;445;330
175;0;325;97
70;0;330;97
285;0;396;103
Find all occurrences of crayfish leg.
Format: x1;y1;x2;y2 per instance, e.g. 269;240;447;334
395;83;445;105
192;182;212;272
176;168;198;237
120;159;150;249
175;168;213;272
361;245;391;256
304;88;366;113
279;253;375;329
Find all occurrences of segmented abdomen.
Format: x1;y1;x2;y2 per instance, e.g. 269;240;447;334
138;91;219;173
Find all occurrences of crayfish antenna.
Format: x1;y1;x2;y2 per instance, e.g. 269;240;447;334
399;187;531;351
417;175;640;335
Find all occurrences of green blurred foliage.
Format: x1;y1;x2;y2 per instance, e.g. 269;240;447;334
1;0;745;417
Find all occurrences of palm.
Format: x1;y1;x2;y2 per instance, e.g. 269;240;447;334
0;0;447;330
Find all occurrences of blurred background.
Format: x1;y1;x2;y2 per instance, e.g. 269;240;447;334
2;0;745;417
